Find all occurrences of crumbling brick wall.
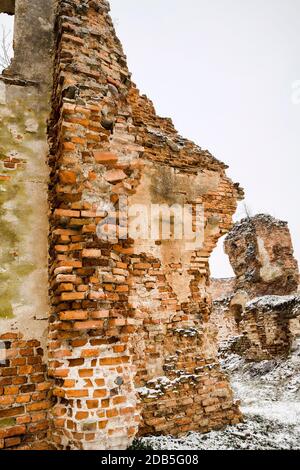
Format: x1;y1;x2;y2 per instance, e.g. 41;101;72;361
0;333;51;450
47;0;243;449
224;214;299;297
209;298;240;347
1;0;244;450
0;0;55;450
211;215;300;361
239;296;300;360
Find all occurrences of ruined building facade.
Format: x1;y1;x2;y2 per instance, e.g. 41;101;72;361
0;1;243;449
210;215;300;361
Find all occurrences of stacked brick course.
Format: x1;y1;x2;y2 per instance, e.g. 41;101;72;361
47;0;243;448
0;333;51;450
238;296;300;360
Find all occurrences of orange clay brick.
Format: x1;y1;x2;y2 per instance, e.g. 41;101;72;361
93;151;118;165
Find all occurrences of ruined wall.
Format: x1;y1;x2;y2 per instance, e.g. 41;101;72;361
212;294;300;361
211;215;300;361
210;278;236;301
0;0;244;450
47;0;243;449
224;215;299;298
238;296;300;361
0;0;55;450
210;299;239;347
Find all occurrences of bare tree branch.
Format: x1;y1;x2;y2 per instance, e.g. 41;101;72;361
0;25;13;72
243;203;252;219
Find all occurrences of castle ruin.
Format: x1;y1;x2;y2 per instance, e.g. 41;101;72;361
211;215;300;361
0;0;244;450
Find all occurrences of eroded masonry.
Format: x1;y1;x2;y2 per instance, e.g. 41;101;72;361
210;215;300;362
0;0;244;449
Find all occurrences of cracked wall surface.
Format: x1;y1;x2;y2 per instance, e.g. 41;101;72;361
1;0;244;450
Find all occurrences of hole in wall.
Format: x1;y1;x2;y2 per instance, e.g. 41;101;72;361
210;234;234;279
0;10;14;74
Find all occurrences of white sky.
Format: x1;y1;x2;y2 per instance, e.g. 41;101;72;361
109;0;300;277
0;13;13;71
1;2;299;278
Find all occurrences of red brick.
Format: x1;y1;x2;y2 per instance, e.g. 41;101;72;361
93;151;118;165
93;389;107;398
78;369;93;378
66;390;88;398
0;425;26;439
0;396;14;406
0;406;25;418
60;310;88;320
4;437;21;448
86;400;98;409
59;170;77;184
61;292;85;301
26;401;51;412
104;169;126;183
80;349;100;358
74;321;103;330
75;412;88;420
82;249;101;258
54;209;80;218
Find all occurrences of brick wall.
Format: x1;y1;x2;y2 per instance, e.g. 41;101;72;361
211;294;300;361
47;0;243;449
0;0;245;450
0;333;51;449
210;278;236;301
209;216;300;362
0;0;55;450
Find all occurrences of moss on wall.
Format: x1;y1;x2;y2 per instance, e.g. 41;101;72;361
0;90;47;321
0;418;16;428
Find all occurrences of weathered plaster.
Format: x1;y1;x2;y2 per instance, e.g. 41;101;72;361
0;82;50;348
258;237;283;283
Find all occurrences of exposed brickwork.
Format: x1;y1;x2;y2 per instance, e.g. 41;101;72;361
47;0;242;449
210;298;240;348
211;215;300;361
0;0;245;450
235;296;300;361
0;0;55;451
0;333;51;450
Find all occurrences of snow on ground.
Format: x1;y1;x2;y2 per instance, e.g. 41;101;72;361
133;342;300;450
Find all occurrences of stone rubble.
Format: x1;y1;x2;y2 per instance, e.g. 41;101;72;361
135;341;300;450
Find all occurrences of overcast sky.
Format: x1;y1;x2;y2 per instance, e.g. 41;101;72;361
110;0;300;277
1;1;299;277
